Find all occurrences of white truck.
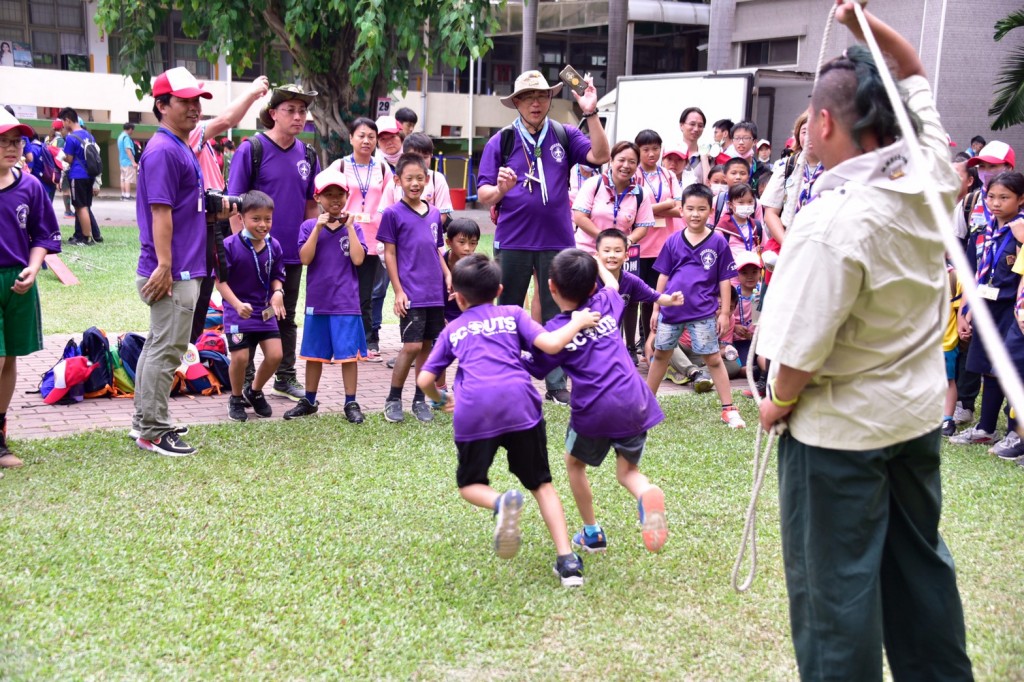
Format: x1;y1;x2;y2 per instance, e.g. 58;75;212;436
601;68;815;153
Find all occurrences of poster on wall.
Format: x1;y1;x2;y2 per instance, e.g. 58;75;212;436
1;40;33;68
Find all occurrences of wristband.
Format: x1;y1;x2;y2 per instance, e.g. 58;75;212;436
271;288;284;296
581;110;598;118
768;379;799;408
428;390;449;409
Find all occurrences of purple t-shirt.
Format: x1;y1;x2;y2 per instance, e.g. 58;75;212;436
477;122;592;251
227;134;319;265
376;201;444;308
421;304;546;442
62;129;94;180
653;230;736;324
443;250;463;323
0;170;61;268
613;270;661;307
219;234;286;333
136;129;207;281
526;288;664;439
297;219;366;315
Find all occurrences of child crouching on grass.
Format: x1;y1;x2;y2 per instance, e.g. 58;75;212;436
0;110;61;468
217;190;286;421
284;166;368;424
416;253;601;587
525;249;675;554
646;183;744;428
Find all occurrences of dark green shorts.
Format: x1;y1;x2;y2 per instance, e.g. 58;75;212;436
0;267;43;356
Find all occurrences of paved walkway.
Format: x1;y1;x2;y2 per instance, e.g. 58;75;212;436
12;327;699;440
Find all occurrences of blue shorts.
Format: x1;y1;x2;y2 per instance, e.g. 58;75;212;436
565;425;647;467
300;314;367;362
654;315;720;355
944;347;959;381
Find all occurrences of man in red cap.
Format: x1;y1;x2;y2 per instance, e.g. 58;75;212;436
131;66;215;457
0;108;62;468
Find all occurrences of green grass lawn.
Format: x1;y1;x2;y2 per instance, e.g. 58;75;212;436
37;227;495;335
1;399;1023;679
13;226;1024;678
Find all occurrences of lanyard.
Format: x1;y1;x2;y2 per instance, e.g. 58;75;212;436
350;155;375;209
736;286;752;326
156;128;203;211
513;117;549;204
604;171;635;228
642;167;664;202
729;215;756;251
983;224;1015;284
241;235;273;297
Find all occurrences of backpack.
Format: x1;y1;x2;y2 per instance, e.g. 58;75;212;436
118;332;146;382
80;327;116;397
199;349;231;392
196;330;227;356
171;343;221;396
963;189;983;232
490;121;571;224
714;192;729;226
109;346;135;395
205;300;224;331
249;133;318;186
37;143;60;186
37;339;85;405
133;139;143;162
40;356;98;405
75;130;103;178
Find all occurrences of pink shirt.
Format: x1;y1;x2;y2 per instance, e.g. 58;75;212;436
333;156;393;252
379;170;454;215
572;174;655;254
189;123;225;191
634;166;680;259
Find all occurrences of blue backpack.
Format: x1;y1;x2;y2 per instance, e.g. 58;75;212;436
199;350;231;392
37;339;85;405
34;143;60;186
80;327;115;397
117;332;146;382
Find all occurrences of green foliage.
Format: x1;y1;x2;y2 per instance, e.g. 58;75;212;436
989;9;1024;130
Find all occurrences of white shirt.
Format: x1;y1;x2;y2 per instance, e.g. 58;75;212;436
756;75;960;449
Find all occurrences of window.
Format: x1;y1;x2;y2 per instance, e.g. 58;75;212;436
741;38;799;67
108;10;211;78
0;0;24;23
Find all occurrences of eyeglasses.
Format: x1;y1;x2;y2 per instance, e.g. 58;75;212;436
276;106;307;117
515;93;551;103
0;137;25;149
733;136;754;143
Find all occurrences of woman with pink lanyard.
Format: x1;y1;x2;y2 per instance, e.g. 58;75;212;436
678;106;710;186
330;117;393;360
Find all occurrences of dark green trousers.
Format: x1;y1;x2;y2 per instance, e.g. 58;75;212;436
778;429;973;681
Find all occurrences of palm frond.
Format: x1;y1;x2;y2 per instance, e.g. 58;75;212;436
994;9;1024;42
988;43;1024;130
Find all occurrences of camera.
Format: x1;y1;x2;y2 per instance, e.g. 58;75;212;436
204;189;242;218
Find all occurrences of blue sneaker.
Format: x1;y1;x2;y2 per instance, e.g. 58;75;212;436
572;527;608;553
553;552;584;587
494;490;524;559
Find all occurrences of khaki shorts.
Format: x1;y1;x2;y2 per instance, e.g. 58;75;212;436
120;164;137;183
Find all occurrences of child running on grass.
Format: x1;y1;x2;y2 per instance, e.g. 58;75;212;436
284;166;368;424
0;109;61;468
416;253;601;587
380;153;451;424
217;191;286;421
646;183;744;428
525;248;676;553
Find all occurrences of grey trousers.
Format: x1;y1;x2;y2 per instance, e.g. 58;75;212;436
132;277;200;440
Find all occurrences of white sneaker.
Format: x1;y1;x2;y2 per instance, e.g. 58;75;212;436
722;407;746;429
953;405;974;425
948;426;996;445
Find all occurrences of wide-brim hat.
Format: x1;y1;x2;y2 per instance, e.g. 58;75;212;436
0;108;33;138
259;84;318;129
499;70;563;109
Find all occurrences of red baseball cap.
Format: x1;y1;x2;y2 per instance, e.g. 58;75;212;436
734;251;763;271
51;119;63;130
662;146;688;161
375;116;401;136
0;108;33;138
152;67;212;100
966;141;1015;169
315;166;350;195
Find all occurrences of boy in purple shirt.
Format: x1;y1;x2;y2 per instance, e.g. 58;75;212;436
645;184;745;428
284;167;368;424
525;249;673;554
416;253;601;587
216;191;286;422
378;154;451;424
0;110;62;468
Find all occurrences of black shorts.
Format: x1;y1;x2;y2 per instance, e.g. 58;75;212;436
565;425;648;467
399;305;445;343
455;420;552;491
70;177;94;209
226;329;281;353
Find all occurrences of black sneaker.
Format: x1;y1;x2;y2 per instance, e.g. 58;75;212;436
545;389;571;405
344;401;365;424
272;377;304;401
244;386;272;418
411;400;433;423
283;397;319;420
228;395;249;422
128;425;188;440
92;233;103;243
553;553;584;587
137;430;196;457
692;369;714;394
78;237;95;246
941;418;956;437
384;399;404;423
